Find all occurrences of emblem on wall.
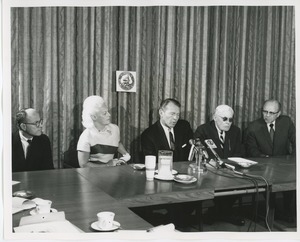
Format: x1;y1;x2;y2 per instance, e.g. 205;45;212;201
116;71;136;92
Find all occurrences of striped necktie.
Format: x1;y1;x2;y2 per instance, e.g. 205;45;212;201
219;131;224;148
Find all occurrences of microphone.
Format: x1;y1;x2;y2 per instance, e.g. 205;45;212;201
189;139;209;160
188;139;196;161
204;139;235;170
195;138;209;159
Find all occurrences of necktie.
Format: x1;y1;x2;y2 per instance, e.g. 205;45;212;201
269;124;275;143
169;130;175;150
26;139;32;158
219;131;224;148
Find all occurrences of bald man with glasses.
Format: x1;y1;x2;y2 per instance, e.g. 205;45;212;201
246;99;296;158
12;108;54;172
246;100;296;223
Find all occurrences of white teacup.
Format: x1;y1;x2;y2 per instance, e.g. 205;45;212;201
145;156;156;180
97;211;115;230
36;200;52;214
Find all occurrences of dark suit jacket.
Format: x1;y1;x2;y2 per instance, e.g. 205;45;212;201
12;131;54;172
194;120;244;159
141;120;193;162
245;115;296;157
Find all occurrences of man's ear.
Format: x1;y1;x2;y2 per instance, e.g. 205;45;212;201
277;111;282;117
213;114;217;121
158;108;163;117
19;123;26;131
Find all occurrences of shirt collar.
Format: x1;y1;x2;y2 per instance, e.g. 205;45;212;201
267;120;276;129
19;130;33;142
160;120;174;133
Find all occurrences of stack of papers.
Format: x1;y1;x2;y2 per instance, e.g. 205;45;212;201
12;197;36;214
14;220;83;233
14;211;83;233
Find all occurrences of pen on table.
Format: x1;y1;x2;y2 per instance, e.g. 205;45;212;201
182;144;187;148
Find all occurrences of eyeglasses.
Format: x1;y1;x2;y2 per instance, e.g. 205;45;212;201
23;119;43;127
217;115;233;123
262;110;279;116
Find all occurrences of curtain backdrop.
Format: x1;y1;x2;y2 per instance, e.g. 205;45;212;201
11;6;295;168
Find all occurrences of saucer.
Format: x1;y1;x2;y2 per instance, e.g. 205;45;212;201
30;208;57;215
91;221;121;232
155;169;178;175
174;174;197;184
131;164;146;170
154;174;174;181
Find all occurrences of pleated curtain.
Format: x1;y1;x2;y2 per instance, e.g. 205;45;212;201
10;6;295;168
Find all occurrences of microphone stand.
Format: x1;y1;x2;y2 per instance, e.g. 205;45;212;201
189;143;208;173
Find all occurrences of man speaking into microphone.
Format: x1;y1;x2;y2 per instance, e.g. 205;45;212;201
194;104;245;226
194;104;243;159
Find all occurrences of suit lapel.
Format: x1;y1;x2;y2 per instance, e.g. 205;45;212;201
15;132;26;161
211;121;225;156
156;121;170;149
260;119;273;148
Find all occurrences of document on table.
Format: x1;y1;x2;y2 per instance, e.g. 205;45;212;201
14;220;83;233
12;197;36;214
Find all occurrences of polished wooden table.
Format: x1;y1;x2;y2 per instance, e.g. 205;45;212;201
12;155;296;232
12;169;152;232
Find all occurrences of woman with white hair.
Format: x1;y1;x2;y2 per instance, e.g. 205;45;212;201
77;95;130;167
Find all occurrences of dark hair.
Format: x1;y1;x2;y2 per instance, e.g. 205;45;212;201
16;108;28;127
263;99;282;111
159;98;181;110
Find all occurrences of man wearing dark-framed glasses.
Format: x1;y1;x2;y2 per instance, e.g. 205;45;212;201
245;99;296;158
246;100;296;223
12;108;54;172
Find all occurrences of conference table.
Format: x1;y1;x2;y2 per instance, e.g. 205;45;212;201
12;155;296;232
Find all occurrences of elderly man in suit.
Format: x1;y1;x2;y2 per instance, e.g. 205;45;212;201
194;104;243;159
141;98;193;162
194;104;245;226
246;99;296;223
246;99;296;157
12;108;54;172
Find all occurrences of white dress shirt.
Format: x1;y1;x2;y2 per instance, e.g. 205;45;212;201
19;131;32;158
160;121;175;149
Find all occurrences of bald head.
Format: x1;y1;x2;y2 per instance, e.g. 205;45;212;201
16;108;43;138
213;105;234;131
262;99;281;124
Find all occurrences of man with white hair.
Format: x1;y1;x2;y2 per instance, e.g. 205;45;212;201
194;104;245;226
194;104;243;159
77;95;130;167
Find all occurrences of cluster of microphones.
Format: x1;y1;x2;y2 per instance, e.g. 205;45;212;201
188;138;235;170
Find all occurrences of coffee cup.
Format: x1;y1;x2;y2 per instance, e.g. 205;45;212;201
97;211;115;230
36;200;52;214
145;155;156;180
